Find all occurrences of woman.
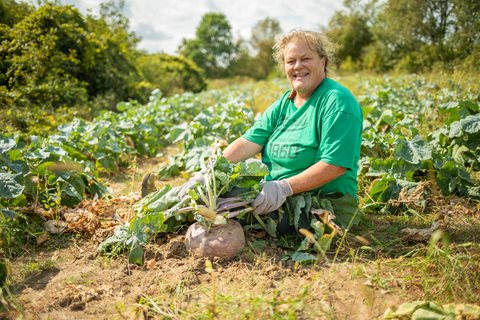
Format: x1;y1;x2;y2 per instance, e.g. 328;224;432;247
223;30;363;218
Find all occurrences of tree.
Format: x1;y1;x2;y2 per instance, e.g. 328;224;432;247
323;0;373;66
371;0;458;71
82;0;150;103
450;0;480;59
228;36;261;79
0;4;91;107
0;2;153;108
137;53;207;96
0;0;33;27
250;17;282;79
178;13;237;78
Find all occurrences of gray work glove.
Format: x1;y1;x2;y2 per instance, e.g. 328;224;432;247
177;172;205;199
252;179;293;215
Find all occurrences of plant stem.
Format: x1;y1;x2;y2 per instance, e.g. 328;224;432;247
226;206;254;218
196;186;209;206
216;197;242;206
253;214;276;237
217;201;251;212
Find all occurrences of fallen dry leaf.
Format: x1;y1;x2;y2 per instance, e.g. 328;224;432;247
310;208;344;236
37;230;49;245
145;259;156;270
389;182;429;210
44;220;67;234
401;206;452;241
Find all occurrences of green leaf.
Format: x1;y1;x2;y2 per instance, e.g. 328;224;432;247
87;177;114;199
460;114;480;134
117;101;129;112
367;158;422;180
62;182;83;202
1;208;18;219
265;217;277;237
215;171;230;185
128;246;144;265
292;195;306;228
98;225;129;255
438;101;479;124
375;109;397;128
0;136;16;154
37;161;56;175
129;212;165;234
5;194;28;207
325;192;360;228
291;252;317;264
0;172;24;199
45;145;66;156
395;135;432;164
310;216;325;239
235;161;270;177
96;155;118;173
252;240;266;250
147;189;179;211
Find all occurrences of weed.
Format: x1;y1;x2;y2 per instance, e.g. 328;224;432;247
0;212;44;259
0;285;25;319
19;257;59;277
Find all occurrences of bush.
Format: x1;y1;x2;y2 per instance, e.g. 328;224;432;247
0;3;154;109
137;53;207;96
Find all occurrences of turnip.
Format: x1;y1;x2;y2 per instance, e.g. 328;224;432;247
185;219;245;260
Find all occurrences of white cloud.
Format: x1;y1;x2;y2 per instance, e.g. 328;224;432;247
61;0;344;55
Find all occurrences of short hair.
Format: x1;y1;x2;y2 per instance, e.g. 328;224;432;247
273;29;337;77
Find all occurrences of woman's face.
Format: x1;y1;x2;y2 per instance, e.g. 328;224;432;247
284;40;326;99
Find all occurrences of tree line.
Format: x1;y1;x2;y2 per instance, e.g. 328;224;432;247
0;0;478;111
181;0;479;78
323;0;480;73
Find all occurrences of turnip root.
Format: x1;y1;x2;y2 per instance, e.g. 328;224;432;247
185;219;245;260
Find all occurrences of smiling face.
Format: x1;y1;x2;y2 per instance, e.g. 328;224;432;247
284;40;326;100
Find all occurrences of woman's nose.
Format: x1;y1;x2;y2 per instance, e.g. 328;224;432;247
294;60;303;69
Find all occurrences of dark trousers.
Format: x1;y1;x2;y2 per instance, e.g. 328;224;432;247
238;211;296;235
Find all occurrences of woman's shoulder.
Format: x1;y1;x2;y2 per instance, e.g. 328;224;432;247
268;90;294;110
319;78;356;99
314;78;362;119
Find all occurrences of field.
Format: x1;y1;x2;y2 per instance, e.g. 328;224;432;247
1;74;480;319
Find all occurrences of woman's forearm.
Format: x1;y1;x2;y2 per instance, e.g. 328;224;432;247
286;161;347;194
223;137;263;163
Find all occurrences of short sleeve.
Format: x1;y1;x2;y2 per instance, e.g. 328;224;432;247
241;98;282;146
316;111;362;170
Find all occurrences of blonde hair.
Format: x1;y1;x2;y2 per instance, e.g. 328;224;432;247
273;29;337;99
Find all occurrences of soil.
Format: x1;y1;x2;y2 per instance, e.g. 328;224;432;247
3;156;476;319
5;230;406;320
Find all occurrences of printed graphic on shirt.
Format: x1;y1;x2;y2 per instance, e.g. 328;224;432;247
267;143;300;159
276;112;310;133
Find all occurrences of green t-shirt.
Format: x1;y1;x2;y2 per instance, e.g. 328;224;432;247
242;78;363;199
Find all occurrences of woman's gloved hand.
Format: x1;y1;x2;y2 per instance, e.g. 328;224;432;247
252;179;293;215
177;172;205;199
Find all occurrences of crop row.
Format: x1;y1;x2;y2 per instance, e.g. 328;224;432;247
1;75;479;223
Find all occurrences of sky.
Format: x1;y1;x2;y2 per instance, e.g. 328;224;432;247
61;0;345;55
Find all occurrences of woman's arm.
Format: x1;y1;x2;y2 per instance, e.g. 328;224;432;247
286;161;347;194
223;137;263;163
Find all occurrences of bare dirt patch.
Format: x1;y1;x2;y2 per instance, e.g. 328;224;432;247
6;228;407;320
2;158;479;319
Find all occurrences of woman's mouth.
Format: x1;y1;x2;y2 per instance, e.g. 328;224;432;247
294;73;308;79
